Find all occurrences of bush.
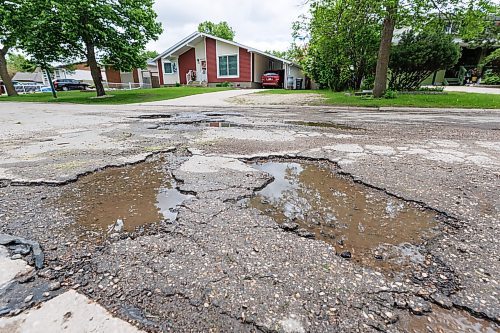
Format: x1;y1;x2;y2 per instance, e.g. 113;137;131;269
482;70;500;85
216;81;231;87
383;90;398;99
175;82;181;87
360;76;375;90
389;30;461;91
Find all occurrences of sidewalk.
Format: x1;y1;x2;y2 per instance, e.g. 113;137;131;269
444;86;500;95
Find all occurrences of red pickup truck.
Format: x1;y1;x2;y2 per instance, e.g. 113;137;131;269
261;70;284;89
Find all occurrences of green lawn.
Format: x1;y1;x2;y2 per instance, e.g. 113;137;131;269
0;87;231;105
262;89;500;109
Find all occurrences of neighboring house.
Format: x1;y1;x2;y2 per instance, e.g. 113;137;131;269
153;32;307;89
51;62;107;85
105;60;157;87
12;72;44;84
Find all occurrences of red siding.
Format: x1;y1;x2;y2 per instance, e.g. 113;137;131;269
157;59;164;85
179;48;197;85
206;37;252;83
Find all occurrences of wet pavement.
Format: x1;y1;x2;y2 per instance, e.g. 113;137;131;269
0;100;499;332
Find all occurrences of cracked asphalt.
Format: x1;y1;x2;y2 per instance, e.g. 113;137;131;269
0;96;499;332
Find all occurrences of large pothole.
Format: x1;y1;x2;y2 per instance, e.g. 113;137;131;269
246;160;444;271
56;158;192;235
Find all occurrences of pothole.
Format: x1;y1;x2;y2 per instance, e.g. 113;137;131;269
246;160;442;271
285;121;361;130
158;120;244;130
399;305;499;333
130;114;173;119
57;158;193;234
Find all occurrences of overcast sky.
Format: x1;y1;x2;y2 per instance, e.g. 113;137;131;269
147;0;309;53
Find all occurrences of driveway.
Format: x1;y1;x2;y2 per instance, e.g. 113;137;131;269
444;85;500;94
136;88;261;106
0;101;499;332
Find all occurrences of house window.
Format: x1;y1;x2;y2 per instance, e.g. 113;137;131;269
218;55;238;77
164;62;174;74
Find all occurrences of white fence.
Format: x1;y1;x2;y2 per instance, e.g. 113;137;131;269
1;82;153;95
0;84;49;95
103;82;152;90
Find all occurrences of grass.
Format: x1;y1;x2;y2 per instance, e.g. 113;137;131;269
0;87;231;105
262;89;500;109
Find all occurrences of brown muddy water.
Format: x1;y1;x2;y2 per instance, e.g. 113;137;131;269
248;161;440;270
400;305;499;333
58;159;192;233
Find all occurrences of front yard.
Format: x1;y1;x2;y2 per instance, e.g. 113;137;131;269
262;90;500;109
0;87;231;105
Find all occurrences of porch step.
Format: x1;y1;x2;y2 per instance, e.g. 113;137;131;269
187;81;208;87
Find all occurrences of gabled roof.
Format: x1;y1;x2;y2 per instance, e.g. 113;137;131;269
12;72;44;82
154;32;299;67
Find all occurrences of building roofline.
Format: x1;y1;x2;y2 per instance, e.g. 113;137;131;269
154;32;300;67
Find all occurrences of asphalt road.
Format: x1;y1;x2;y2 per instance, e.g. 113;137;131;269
0;97;499;332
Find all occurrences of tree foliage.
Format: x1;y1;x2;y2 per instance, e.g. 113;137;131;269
389;30;460;90
0;0;33;95
6;53;37;75
297;0;381;91
198;21;235;40
19;0;162;97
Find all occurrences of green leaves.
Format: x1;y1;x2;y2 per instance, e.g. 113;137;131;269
198;21;236;41
389;29;461;90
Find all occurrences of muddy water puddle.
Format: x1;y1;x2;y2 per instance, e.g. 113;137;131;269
58;159;192;234
248;161;440;270
400;306;499;333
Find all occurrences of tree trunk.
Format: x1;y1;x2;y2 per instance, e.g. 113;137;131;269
85;41;105;97
0;48;18;97
373;2;398;98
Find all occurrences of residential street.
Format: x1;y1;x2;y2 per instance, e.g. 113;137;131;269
0;94;499;332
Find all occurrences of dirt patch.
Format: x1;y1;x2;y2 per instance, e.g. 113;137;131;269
229;92;325;106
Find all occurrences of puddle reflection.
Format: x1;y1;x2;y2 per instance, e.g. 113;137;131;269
248;161;440;269
59;160;191;233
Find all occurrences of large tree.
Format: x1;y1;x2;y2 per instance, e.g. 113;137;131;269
198;21;236;41
0;0;32;96
296;0;380;91
373;0;497;97
29;0;162;97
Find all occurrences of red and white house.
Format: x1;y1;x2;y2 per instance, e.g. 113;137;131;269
153;32;307;89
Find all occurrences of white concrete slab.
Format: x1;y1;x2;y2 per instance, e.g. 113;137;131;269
0;246;33;290
0;290;143;333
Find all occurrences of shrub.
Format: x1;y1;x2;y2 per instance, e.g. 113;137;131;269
216;81;232;88
483;72;500;85
383;90;398;99
389;30;461;91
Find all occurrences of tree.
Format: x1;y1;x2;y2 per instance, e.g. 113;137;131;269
373;0;497;97
198;21;235;40
7;53;37;76
0;0;32;96
388;30;460;90
27;0;162;97
295;0;380;91
143;50;159;60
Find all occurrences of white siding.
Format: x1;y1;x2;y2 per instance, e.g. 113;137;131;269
253;54;268;83
162;57;180;85
216;40;239;56
194;39;206;74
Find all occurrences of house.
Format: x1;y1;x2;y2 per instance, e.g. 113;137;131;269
152;32;307;89
105;59;158;88
12;72;44;84
50;62;107;85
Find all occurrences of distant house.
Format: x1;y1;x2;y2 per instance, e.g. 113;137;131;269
12;71;44;84
105;59;157;87
152;32;307;89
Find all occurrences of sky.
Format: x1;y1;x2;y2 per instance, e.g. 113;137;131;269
147;0;309;54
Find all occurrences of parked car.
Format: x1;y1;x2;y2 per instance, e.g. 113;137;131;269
40;86;54;93
53;79;89;91
261;70;285;89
